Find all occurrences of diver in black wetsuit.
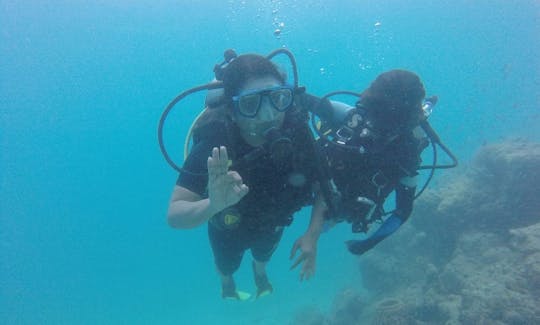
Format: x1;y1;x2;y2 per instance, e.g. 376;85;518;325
293;69;456;259
166;53;324;299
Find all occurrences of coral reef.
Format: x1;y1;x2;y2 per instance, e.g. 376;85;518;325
361;139;540;324
434;138;540;232
329;289;364;325
290;305;328;325
293;139;540;324
371;298;414;325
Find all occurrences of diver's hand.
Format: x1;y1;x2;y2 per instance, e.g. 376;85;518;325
289;234;318;281
207;146;249;213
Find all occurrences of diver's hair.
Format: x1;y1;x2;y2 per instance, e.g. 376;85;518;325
222;54;285;100
359;69;426;130
193;54;285;134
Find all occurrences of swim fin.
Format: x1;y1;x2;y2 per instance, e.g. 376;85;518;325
252;261;273;298
222;280;252;301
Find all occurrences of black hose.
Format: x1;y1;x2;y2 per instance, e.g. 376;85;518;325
415;140;437;199
266;48;299;88
158;81;223;173
418;120;459;170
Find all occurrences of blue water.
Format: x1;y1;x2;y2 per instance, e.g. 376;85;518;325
1;1;539;324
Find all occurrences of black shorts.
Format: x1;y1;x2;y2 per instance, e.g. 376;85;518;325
208;217;284;276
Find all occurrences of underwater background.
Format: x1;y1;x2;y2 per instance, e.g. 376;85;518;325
2;0;539;324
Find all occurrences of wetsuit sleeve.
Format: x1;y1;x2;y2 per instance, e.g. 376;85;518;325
346;175;417;255
176;140;213;197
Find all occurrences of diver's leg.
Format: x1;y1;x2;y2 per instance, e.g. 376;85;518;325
252;259;267;276
251;226;284;297
208;222;245;299
218;273;238;299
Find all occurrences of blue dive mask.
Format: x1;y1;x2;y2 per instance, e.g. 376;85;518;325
232;85;294;118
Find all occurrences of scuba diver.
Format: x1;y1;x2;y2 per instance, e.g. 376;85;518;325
163;50;325;300
291;69;458;266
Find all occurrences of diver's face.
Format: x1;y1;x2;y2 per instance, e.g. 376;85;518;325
233;77;287;146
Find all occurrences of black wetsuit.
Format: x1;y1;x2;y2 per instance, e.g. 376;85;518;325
178;112;318;276
324;131;426;231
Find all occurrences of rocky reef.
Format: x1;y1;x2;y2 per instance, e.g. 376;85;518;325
292;139;540;324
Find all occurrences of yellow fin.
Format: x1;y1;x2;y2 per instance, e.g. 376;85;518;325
237;290;252;301
256;289;272;298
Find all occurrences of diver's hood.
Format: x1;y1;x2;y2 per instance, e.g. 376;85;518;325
359;101;422;136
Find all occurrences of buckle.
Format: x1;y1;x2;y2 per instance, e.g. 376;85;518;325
335;126;354;143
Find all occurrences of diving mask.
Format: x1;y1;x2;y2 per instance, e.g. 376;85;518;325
232;85;294;118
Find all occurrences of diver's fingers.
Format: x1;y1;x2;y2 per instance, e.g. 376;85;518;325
233;184;249;198
300;267;311;281
207;156;214;176
304;265;314;281
217;146;229;171
207;147;220;177
224;173;246;197
289;240;300;260
220;146;229;161
226;171;243;184
290;253;307;270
